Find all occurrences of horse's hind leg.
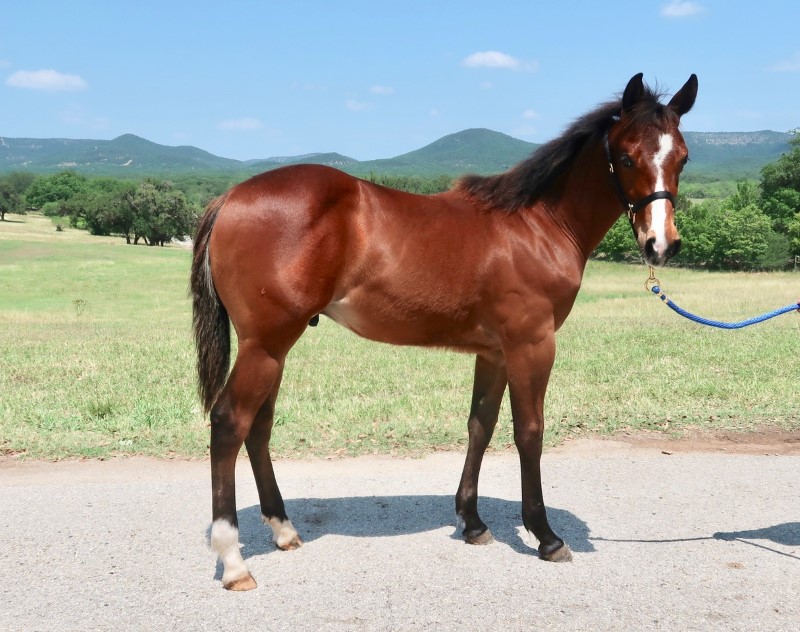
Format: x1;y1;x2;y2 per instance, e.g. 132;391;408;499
456;353;507;544
209;342;283;591
244;362;302;551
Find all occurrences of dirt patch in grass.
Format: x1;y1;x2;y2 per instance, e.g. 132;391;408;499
556;426;800;456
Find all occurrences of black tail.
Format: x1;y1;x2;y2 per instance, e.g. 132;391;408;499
190;193;230;413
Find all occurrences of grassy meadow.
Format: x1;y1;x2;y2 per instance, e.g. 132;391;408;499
1;213;798;460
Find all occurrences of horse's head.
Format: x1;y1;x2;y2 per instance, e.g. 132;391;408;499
606;73;698;266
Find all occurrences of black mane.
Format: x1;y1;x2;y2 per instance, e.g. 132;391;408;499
456;86;675;212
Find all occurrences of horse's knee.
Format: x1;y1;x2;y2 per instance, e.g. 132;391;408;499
210;401;250;444
513;423;543;457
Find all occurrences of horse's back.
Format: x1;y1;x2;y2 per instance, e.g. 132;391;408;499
206;164;511;349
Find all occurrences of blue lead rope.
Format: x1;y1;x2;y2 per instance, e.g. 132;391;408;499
650;285;800;329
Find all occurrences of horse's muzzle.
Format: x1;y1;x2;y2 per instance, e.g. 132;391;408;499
644;237;682;266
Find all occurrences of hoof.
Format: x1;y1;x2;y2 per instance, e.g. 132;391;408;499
224;573;257;591
277;534;303;551
540;542;573;563
464;528;495;545
266;517;303;551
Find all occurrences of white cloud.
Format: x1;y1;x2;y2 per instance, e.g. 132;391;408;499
429;108;440;117
479;81;494;90
770;51;800;72
6;69;87;91
661;1;705;17
370;85;394;95
218;117;263;131
463;51;538;71
345;98;371;111
522;109;540;120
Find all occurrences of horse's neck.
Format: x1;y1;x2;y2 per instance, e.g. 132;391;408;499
549;142;625;260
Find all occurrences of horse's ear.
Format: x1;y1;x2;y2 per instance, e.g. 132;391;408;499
668;74;698;117
622;73;645;112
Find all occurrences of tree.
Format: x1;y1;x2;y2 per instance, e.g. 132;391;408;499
760;132;800;253
593;216;639;261
0;180;24;221
4;172;36;198
789;212;800;257
760;133;800;200
711;202;773;270
126;179;198;245
0;171;37;220
365;173;453;194
675;199;717;266
729;180;758;211
677;198;776;270
25;171;89;213
63;180;138;241
761;187;800;235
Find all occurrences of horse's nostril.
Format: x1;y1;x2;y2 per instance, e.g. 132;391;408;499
667;239;682;259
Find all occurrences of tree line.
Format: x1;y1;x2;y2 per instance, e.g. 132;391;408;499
1;171;206;245
1;134;798;268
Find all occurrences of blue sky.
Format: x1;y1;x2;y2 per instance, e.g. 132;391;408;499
1;1;798;162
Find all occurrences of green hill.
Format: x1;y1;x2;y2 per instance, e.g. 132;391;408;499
352;128;539;176
0;128;793;180
248;152;359;171
682;131;792;179
0;134;242;174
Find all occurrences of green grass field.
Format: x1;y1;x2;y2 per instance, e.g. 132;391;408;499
2;213;798;459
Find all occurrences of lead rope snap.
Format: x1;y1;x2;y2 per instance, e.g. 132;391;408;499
644;265;660;293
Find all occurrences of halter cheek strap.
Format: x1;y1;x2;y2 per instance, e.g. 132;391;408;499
603;131;676;219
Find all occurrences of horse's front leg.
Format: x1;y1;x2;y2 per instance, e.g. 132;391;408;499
505;333;572;562
456;352;508;544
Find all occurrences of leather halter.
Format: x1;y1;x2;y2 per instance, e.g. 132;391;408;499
603;130;676;220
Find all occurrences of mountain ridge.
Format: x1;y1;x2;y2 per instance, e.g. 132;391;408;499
0;128;793;179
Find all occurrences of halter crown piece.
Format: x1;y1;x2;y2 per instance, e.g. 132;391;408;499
603;130;676;220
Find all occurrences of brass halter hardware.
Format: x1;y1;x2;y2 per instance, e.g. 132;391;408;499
644;266;661;293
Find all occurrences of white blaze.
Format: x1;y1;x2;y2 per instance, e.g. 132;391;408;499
650;133;674;255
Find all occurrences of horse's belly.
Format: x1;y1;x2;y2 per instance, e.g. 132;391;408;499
322;297;496;352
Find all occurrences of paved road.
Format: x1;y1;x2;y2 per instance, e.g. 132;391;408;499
1;440;798;631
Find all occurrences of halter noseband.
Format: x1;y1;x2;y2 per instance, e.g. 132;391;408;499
603;130;676;220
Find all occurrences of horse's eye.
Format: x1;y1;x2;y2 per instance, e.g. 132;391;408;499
620;154;634;168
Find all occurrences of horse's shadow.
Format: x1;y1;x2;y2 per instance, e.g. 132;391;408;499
212;501;800;580
713;522;800;546
232;495;593;562
588;522;800;562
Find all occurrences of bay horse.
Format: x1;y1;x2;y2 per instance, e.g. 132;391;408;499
191;73;698;590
